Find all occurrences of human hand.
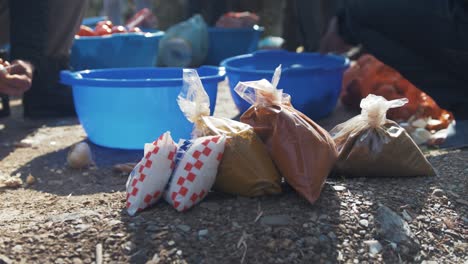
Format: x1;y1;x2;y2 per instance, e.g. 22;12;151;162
0;59;34;96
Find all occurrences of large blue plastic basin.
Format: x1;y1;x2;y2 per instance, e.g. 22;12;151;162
204;26;264;66
221;50;350;119
60;66;225;149
70;31;164;71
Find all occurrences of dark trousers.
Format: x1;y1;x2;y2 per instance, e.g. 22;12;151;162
338;0;468;116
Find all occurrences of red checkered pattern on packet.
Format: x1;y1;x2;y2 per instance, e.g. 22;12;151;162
170;136;222;211
126;137;177;211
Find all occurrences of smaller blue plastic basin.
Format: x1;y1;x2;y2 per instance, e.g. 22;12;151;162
60;66;225;149
70;31;164;71
221;50;350;119
204;26;264;65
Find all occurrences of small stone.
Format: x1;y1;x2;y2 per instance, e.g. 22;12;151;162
122;241;136;253
360;213;368;219
12;245;23;252
401;210;412;222
232;221;241;229
327;232;337;241
359;219;369;228
431;189;444;197
72;258;83;264
364;240;382;255
26;175;35;185
260;215;293;226
55;258;65;264
146;225;159;232
199;202;221;211
421;261;438;264
176;224;191;232
167;240;175;246
198;229;209;237
176;250;183;256
333;185;346;191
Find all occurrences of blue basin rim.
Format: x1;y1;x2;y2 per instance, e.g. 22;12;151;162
208;25;265;33
60;66;226;87
220;50;350;74
73;31;164;41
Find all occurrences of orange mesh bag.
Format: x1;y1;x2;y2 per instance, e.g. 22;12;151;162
342;54;454;131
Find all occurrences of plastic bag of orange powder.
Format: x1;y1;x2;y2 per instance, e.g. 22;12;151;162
235;65;338;204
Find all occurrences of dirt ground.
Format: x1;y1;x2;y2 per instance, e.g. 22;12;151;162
0;84;466;264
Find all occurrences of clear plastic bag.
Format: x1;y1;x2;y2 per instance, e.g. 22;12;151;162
157;14;208;67
330;94;436;177
164;69;226;211
235;66;338;204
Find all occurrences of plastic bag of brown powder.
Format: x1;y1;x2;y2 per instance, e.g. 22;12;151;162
235;65;338;204
330;94;435;177
200;116;282;197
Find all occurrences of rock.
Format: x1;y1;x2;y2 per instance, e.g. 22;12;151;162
260;215;293;226
146;225;159;232
55;258;66;264
401;210;412;222
26;175;35;185
199;202;221;211
360;213;368;219
75;224;91;232
176;224;191;232
122;241;136;254
375;205;419;252
72;258;83;264
198;229;209;237
364;240;382;255
421;261;438;264
12;245;23;252
359;219;369;228
333;185;346;191
431;189;444;197
167;240;175;246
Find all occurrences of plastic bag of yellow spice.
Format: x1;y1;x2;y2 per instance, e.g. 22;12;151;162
199;116;282;197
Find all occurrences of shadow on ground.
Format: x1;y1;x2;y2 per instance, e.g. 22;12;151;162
12;141;142;196
120;184;342;263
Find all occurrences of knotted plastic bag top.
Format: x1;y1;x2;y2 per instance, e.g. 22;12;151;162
177;69;211;138
234;65;291;107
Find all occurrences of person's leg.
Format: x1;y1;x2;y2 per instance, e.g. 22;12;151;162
0;0;10;117
294;0;341;51
0;0;9;47
23;0;89;118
